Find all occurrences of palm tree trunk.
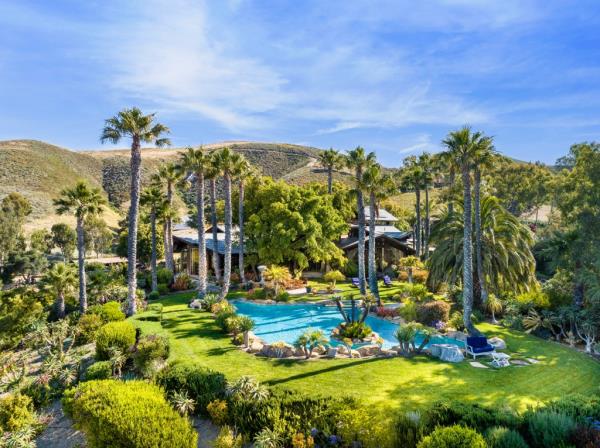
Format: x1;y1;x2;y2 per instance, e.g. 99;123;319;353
150;210;158;292
220;173;232;300
327;166;333;194
368;191;380;304
414;188;421;258
357;184;367;296
126;137;141;315
76;216;87;313
165;182;175;273
448;170;455;215
209;178;221;282
238;180;245;284
424;186;430;258
196;172;207;296
57;292;65;319
474;168;488;306
461;167;478;335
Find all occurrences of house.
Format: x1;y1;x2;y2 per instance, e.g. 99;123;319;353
338;208;414;271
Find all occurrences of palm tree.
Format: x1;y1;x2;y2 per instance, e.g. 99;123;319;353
41;263;77;319
399;156;425;258
418;153;435;258
232;154;253;284
180;146;211;297
428;195;536;300
205;157;221;283
361;163;394;304
141;186;167;293
100;107;170;315
319;148;343;194
212;147;239;300
345;147;376;295
471;137;496;305
440;126;487;334
54;181;106;313
151;162;183;274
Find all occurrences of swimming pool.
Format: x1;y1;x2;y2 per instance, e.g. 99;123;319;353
232;300;464;349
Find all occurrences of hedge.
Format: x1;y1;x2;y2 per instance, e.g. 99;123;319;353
95;321;136;360
63;379;197;448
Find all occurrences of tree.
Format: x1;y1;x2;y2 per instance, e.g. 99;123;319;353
428;196;536;298
41;263;77;318
84;216;113;257
30;229;53;254
264;265;291;296
319;148;343;194
0;193;31;272
116;219;164;265
180;146;211;297
101;107;171;315
417;153;436;257
441;126;492;334
152;162;183;273
51;223;77;261
232;154;253;284
399;156;426;258
398;256;424;284
205;158;221;283
4;250;48;284
345;147;376;295
141;186;167;293
54;181;106;313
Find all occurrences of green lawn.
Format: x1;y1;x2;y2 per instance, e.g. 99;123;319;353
132;292;600;412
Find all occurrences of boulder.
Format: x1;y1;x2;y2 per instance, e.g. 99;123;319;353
357;345;381;357
313;345;327;355
189;299;202;309
326;347;338;358
350;349;361;358
380;348;397;357
337;345;349;355
248;340;264;353
261;342;295;358
488;337;506;350
294;347;307;357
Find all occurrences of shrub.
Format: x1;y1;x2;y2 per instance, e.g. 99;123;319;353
172;273;193;291
417;425;486;448
516;291;550;310
247;287;267;300
423;401;520;433
147;290;160;301
376;307;400;318
291;433;315;448
212;300;234;315
213;426;244;448
225;316;243;335
412;269;429;284
571;424;600;448
157;267;174;285
400;300;418;321
86;361;113;380
416;300;451;326
448;311;480;331
133;334;170;377
89;301;125;323
76;313;104;344
155;362;227;415
275;291;291;302
207;399;229;425
544;393;600;420
394;411;424;448
0;393;34;433
485;426;528;448
216;311;237;332
323;270;345;287
63;379;197;447
396;282;433;301
157;283;169;295
254;428;283;448
525;411;577;448
339;321;372;339
336;407;393;448
20;381;53;409
95;321;136;361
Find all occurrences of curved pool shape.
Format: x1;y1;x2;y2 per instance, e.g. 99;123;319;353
232;301;465;349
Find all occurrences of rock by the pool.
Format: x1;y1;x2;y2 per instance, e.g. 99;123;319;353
488;337;506;350
357;345;381;357
326;347;338;358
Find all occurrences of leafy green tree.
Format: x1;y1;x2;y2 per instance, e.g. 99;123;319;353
0;287;49;349
0;193;31;272
84;216;113;257
141;186;168;293
101;107;171;315
30;229;53;254
51;223;77;261
345;147;376;294
54;181;106;313
40;263;78;318
180;146;211;297
4;250;48;284
319;148;344;194
116;218;164;266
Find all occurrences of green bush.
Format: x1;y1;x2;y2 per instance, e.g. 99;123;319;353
133;334;170;378
95;321;136;360
215;310;237;332
76;313;104;344
63;379;197;448
0;393;34;432
157;267;174;285
339;321;372;339
416;300;451;325
335;407;393;448
485;426;528;448
515;291;550;310
417;425;486;448
399;300;418;321
213;426;244;448
148;290;160;301
525;411;576;448
155;362;227;415
207;399;229;426
20;381;54;409
394;411;424;448
86;361;113;380
89;301;125;322
275;291;291;302
396;282;434;302
158;283;169;295
246;287;267;300
423;401;520;433
543;393;600;420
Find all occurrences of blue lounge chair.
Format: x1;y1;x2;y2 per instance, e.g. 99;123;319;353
383;275;393;287
351;277;360;288
465;336;496;359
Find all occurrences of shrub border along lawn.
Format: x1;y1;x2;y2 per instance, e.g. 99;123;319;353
132;292;600;412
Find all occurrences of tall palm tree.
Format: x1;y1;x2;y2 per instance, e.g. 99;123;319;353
54;181;106;313
212;148;239;300
232;154;253;284
440;126;485;334
434;151;457;216
428;195;536;298
151;162;183;274
319;148;343;194
361;163;394;304
418;153;435;258
471;136;496;305
180;146;211;297
141;186;167;293
399;156;425;258
41;262;77;319
345;147;376;295
205;157;221;282
100;107;170;315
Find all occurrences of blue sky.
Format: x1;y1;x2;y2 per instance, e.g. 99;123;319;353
1;0;599;165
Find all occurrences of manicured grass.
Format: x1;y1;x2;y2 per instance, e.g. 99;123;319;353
278;279;414;303
132;292;600;412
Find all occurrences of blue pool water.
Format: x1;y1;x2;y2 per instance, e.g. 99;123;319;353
233;301;465;349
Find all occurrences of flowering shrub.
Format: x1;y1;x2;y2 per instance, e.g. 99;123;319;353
376;307;399;318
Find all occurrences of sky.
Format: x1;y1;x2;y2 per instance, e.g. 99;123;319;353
1;0;599;165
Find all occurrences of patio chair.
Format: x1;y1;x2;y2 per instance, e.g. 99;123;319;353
383;275;393;287
465;336;496;359
351;277;360;288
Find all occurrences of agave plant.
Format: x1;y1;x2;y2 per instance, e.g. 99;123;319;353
254;428;283;448
226;376;269;401
169;390;196;416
